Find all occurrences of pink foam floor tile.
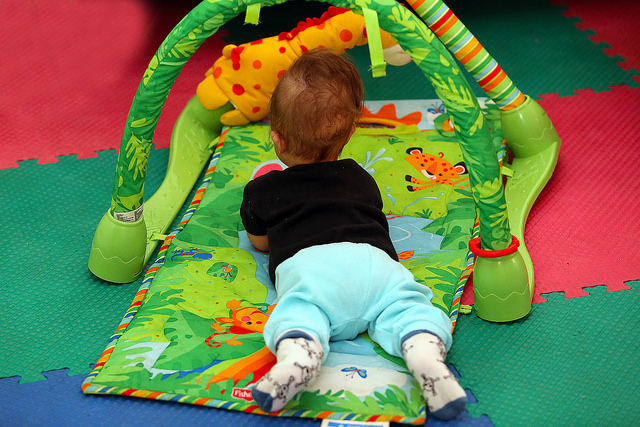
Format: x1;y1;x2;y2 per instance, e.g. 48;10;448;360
529;86;640;301
553;0;640;81
0;0;225;169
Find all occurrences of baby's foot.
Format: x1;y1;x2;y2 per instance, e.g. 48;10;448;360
401;332;467;420
252;334;324;412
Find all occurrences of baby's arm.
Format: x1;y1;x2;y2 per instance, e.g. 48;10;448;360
247;232;269;252
241;182;269;252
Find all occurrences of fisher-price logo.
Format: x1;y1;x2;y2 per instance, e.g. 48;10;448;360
232;388;254;402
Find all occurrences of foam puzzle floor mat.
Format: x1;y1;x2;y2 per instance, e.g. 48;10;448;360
447;0;639;97
553;0;640;82
449;280;640;426
2;0;640;425
0;148;200;383
0;360;490;427
0;0;227;169
2;284;637;426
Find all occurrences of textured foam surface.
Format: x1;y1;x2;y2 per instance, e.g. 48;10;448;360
450;0;640;97
0;149;174;382
320;0;640;101
2;0;640;425
530;86;639;301
449;281;640;425
0;369;319;427
0;0;225;169
553;0;640;82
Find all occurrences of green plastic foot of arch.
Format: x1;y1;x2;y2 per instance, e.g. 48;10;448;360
88;211;147;283
471;96;561;322
88;98;232;283
470;236;532;322
501;95;561;297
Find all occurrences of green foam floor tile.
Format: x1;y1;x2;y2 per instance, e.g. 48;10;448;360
449;0;639;97
0;149;178;383
447;281;640;426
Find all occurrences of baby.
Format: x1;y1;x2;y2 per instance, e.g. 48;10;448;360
240;49;467;420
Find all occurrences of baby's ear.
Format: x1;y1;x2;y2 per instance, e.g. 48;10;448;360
271;130;287;152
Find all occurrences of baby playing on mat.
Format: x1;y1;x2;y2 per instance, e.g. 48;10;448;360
240;48;467;420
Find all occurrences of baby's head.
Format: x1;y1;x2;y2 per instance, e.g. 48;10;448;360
269;49;364;164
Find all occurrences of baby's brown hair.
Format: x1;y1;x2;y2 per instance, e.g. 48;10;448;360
269;49;364;162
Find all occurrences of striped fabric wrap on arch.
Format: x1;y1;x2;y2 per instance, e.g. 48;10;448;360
406;0;526;110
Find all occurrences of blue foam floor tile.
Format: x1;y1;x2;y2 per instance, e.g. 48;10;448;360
0;369;317;427
0;369;493;426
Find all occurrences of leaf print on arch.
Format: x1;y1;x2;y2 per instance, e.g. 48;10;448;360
169;39;199;60
125;134;151;181
439;54;459;75
489;219;511;244
143;55;159;86
473;177;504;205
389;4;417;34
429;73;475;113
130;117;156;129
187;26;203;41
472;177;511;249
112;193;144;214
489;206;509;234
202;13;226;32
405;47;431;66
468;110;485;137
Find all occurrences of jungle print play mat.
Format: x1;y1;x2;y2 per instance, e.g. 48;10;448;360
83;101;505;424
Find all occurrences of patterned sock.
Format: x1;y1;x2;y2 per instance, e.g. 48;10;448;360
251;332;324;413
401;332;467;420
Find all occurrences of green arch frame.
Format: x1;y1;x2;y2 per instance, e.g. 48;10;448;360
109;0;511;251
90;0;535;292
89;0;568;322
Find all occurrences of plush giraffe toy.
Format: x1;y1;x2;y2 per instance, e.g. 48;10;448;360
196;6;411;126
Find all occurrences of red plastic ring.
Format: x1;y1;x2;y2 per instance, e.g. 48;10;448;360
469;235;520;258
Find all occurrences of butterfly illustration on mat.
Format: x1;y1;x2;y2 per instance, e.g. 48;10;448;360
341;366;368;379
427;102;445;115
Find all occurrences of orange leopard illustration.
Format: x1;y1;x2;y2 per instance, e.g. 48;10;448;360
405;147;469;192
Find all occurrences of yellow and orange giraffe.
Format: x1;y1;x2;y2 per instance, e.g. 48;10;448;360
197;7;409;126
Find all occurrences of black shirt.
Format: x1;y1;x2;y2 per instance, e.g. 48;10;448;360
240;158;398;282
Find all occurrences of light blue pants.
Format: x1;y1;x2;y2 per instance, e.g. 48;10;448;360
263;242;453;360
